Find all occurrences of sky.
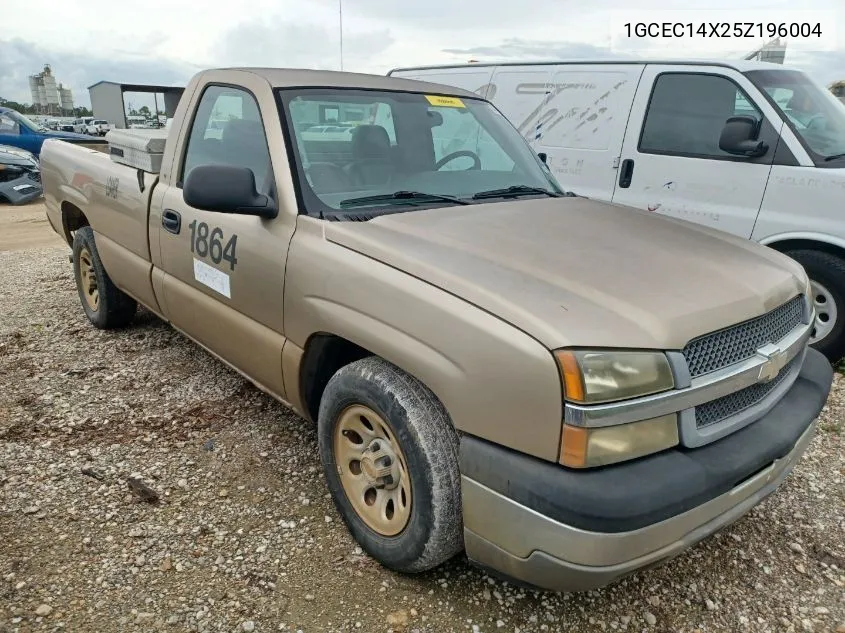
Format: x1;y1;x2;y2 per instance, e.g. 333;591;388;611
2;0;843;110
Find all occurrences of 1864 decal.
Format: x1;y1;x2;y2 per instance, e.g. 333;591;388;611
105;176;119;199
188;220;238;271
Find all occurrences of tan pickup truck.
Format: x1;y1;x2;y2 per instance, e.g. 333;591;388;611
40;67;833;593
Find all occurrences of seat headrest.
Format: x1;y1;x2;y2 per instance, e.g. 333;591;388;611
351;125;391;159
221;118;263;143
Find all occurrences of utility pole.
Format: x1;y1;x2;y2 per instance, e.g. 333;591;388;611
339;0;344;71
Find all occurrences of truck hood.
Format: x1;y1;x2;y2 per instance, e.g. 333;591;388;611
324;197;808;351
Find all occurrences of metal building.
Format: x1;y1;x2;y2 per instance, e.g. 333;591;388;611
88;81;185;129
59;85;74;112
744;37;787;64
28;64;71;115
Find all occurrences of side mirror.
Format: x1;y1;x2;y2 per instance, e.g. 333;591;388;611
719;115;768;157
538;152;548;164
183;164;277;218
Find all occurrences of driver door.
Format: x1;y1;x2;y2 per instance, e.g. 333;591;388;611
611;65;781;239
153;80;295;398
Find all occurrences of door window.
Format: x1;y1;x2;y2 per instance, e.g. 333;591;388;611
639;73;764;159
181;85;274;195
0;113;20;135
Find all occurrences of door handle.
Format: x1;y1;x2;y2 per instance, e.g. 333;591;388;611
162;209;181;234
618;159;635;189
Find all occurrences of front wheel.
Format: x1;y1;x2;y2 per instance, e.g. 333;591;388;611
786;249;845;364
317;357;463;573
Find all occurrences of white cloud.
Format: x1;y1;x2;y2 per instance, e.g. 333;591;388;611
1;0;842;107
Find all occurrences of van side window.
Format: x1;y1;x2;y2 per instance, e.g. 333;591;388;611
181;85;274;194
639;73;763;159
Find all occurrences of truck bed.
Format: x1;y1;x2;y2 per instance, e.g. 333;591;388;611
41;138;165;316
41;138;159;262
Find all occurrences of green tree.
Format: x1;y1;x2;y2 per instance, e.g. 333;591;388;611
0;98;36;114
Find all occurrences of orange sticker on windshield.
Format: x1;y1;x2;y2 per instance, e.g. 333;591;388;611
425;95;466;108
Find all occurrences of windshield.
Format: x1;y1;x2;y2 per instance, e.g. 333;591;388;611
278;88;563;217
746;69;845;163
3;109;42;132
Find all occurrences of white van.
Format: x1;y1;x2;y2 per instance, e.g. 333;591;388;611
388;60;845;362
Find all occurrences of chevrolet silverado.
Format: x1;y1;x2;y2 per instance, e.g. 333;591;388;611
40;67;833;593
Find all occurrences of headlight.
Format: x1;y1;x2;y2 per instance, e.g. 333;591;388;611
560;414;679;468
555;349;675;404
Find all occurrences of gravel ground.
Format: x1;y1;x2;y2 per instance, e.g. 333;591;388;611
1;241;844;633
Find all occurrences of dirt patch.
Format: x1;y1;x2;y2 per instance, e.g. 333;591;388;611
0;200;65;252
1;245;843;633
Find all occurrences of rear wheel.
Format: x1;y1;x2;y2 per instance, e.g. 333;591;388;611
317;357;463;573
72;226;137;329
786;249;845;364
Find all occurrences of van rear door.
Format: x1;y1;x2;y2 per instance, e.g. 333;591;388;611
611;64;784;239
529;64;645;201
388;66;496;99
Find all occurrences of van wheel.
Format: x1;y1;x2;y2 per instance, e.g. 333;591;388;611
786;249;845;364
72;226;137;329
317;356;463;573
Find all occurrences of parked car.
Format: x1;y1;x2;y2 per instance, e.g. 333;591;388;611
0;144;42;205
0;106;106;157
40;67;831;594
389;59;845;363
85;119;112;136
70;117;94;134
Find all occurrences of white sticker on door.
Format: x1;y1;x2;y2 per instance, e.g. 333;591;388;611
193;258;231;299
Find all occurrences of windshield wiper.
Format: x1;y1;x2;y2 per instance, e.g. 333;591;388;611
824;153;845;162
339;190;471;208
471;185;563;200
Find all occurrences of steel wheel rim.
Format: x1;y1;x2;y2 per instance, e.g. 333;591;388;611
78;246;99;312
333;404;412;536
810;279;837;344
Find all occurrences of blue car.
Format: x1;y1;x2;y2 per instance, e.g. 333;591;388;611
0;106;106;157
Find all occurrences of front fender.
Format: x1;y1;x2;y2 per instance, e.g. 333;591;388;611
284;219;564;462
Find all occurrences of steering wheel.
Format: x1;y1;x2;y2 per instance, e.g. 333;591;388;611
804;114;826;131
435;150;481;171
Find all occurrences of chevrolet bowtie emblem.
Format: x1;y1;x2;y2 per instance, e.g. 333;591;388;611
756;344;788;384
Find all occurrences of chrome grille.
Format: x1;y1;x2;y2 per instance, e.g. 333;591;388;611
682;295;804;378
694;354;799;428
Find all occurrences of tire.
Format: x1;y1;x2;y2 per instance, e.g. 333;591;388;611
317;356;463;573
786;249;845;364
72;226;137;329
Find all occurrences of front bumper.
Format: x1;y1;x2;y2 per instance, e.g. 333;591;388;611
460;347;832;593
0;174;43;205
